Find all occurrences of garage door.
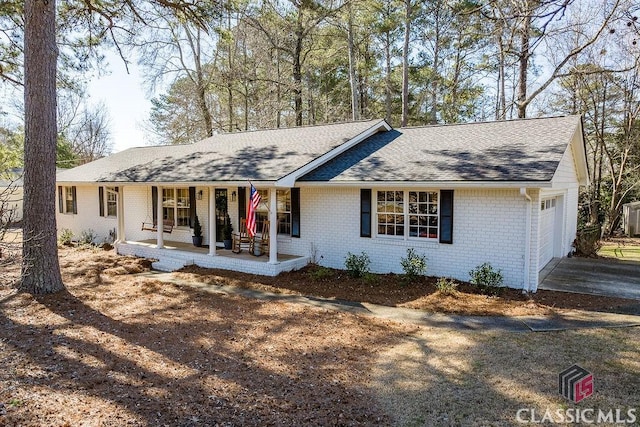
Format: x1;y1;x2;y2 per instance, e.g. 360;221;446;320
539;198;556;269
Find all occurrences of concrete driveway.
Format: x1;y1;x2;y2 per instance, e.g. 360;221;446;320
539;257;640;300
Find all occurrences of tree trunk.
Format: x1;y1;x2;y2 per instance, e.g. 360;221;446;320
21;0;65;294
293;27;303;126
517;13;531;119
496;31;506;120
401;0;411;127
384;31;392;123
347;2;359;121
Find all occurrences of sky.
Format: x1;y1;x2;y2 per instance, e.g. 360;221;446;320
86;52;156;153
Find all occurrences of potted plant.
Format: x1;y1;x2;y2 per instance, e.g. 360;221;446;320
222;213;233;249
192;215;203;247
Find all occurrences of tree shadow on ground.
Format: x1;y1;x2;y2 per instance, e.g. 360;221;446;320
0;271;409;425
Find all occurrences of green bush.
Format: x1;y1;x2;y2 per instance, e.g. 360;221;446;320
78;229;97;246
469;262;504;295
435;277;458;295
309;265;333;281
400;248;427;281
344;251;371;278
363;272;378;285
193;214;203;238
58;228;74;246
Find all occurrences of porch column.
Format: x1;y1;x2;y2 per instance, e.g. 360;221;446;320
156;185;164;249
269;188;278;264
208;187;216;256
116;186;125;242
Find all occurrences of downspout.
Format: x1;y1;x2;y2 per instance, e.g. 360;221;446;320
520;188;532;293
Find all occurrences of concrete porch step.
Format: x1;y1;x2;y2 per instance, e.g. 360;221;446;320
152;256;192;272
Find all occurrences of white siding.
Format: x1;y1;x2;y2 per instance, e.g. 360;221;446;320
279;187;532;290
57;185;118;243
545;144;582;260
1;185;23;221
57;184;232;246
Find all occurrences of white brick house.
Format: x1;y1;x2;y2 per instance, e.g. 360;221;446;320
56;116;588;291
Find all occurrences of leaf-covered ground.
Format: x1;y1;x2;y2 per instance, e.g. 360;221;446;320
1;244;638;426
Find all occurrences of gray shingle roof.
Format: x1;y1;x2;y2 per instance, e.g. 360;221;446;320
56;120;385;183
300;116;582;182
56;116;581;185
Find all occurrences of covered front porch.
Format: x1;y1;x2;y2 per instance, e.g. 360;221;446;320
110;184;308;276
117;240;309;276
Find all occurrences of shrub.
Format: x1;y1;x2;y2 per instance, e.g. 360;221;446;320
78;229;97;246
363;272;378;285
400;248;427;281
435;277;458;295
58;229;74;246
309;265;333;281
344;251;371;278
469;262;504;296
193;215;203;238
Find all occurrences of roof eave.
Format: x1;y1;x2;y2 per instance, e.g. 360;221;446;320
294;180;553;189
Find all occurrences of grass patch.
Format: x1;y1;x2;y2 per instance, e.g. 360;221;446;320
598;242;640;261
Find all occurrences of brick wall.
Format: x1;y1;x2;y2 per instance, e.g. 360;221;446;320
280;187;534;289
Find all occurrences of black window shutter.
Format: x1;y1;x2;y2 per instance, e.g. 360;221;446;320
71;186;78;214
57;186;63;213
189;186;196;228
360;189;372;238
439;190;454;244
98;186;105;217
152;186;158;225
238;187;246;220
291;187;300;238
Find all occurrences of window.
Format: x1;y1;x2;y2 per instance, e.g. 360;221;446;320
541;198;556;211
377;191;404;236
276;189;291;235
377;190;439;239
253;189;292;235
163;188;190;227
58;186;77;214
409;191;438;238
65;187;75;213
106;188;117;217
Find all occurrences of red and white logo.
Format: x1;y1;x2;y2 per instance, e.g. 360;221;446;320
559;365;593;403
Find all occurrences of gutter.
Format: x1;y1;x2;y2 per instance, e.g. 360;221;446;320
520;188;532;292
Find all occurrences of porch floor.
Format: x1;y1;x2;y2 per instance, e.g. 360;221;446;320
136;239;301;263
116;240;309;276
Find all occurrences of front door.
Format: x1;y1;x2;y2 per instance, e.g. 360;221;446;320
215;189;228;243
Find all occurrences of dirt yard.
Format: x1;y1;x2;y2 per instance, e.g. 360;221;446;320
1;244;639;425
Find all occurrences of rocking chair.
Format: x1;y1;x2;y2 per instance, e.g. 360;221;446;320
250;220;270;256
231;218;252;253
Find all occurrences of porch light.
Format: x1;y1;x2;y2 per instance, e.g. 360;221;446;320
197;190;203;200
231;191;236;202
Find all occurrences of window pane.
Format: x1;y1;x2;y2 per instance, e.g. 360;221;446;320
277;212;291;235
106;189;117;217
163;189;175;207
65;187;74;213
176;188;189;207
163;207;175;223
177;207;190;227
276;190;291;235
409;191;438;239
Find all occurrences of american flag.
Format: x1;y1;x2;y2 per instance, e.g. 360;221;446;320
246;184;261;238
